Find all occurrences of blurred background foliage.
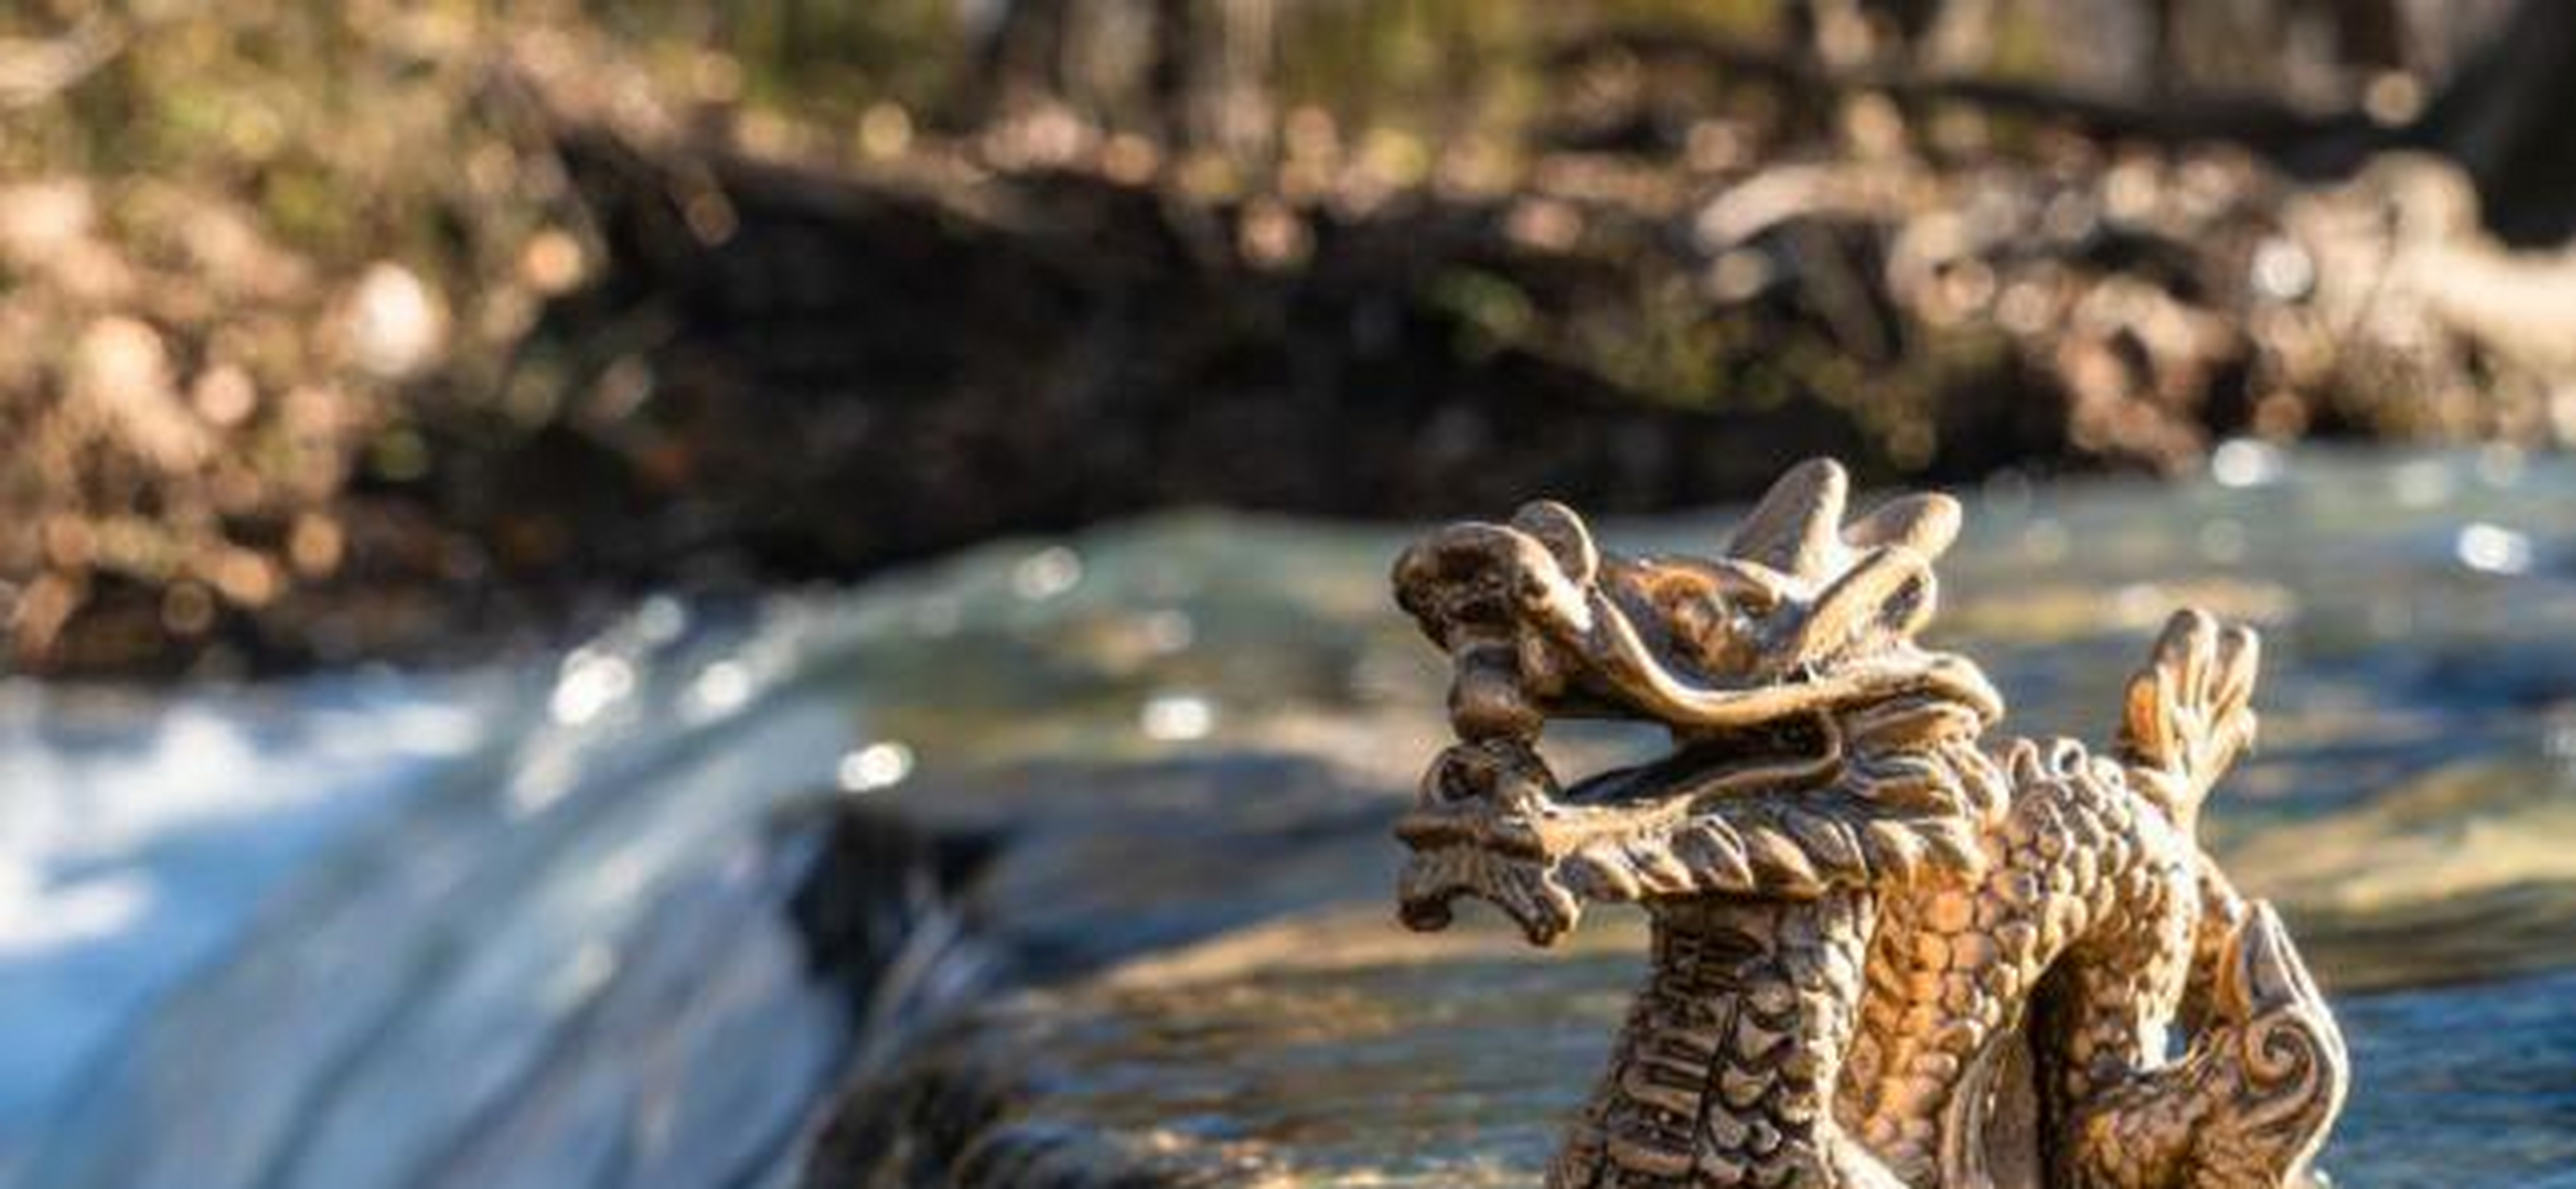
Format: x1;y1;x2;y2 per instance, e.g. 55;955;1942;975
4;0;2572;675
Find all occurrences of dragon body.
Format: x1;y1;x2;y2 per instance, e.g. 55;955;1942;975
1390;461;2346;1189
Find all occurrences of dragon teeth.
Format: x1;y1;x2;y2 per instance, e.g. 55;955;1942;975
1785;810;1865;881
1627;841;1695;894
1568;847;1642;900
1864;820;1929;880
1744;828;1822;893
1673;824;1755;891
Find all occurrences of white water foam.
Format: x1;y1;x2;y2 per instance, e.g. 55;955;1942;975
0;677;490;1138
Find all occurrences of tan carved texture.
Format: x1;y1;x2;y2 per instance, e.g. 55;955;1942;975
1390;459;2347;1189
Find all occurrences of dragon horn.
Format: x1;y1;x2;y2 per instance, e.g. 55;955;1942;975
1510;500;1600;585
1845;492;1963;562
1728;458;1848;581
1782;545;1939;663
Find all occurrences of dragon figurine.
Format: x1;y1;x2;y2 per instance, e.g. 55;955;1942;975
1389;460;2346;1189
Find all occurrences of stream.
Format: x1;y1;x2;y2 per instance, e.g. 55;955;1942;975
4;447;2573;1187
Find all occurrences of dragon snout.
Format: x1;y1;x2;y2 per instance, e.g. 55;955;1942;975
1392;511;1600;743
1446;639;1544;741
1392;739;1583;944
1395;739;1555;856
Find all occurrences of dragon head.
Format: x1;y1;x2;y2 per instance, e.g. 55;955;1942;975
1391;459;2005;945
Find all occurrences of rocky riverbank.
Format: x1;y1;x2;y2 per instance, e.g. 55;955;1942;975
14;6;2576;678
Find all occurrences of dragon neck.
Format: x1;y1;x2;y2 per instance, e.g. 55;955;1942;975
1557;892;1878;1189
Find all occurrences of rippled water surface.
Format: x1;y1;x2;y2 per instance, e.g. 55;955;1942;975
3;447;2572;1186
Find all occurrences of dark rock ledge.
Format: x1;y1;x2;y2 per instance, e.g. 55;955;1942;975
787;752;1425;1187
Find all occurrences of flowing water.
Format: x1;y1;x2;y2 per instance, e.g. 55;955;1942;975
3;447;2573;1187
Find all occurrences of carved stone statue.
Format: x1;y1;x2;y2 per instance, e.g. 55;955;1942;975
1389;460;2347;1189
